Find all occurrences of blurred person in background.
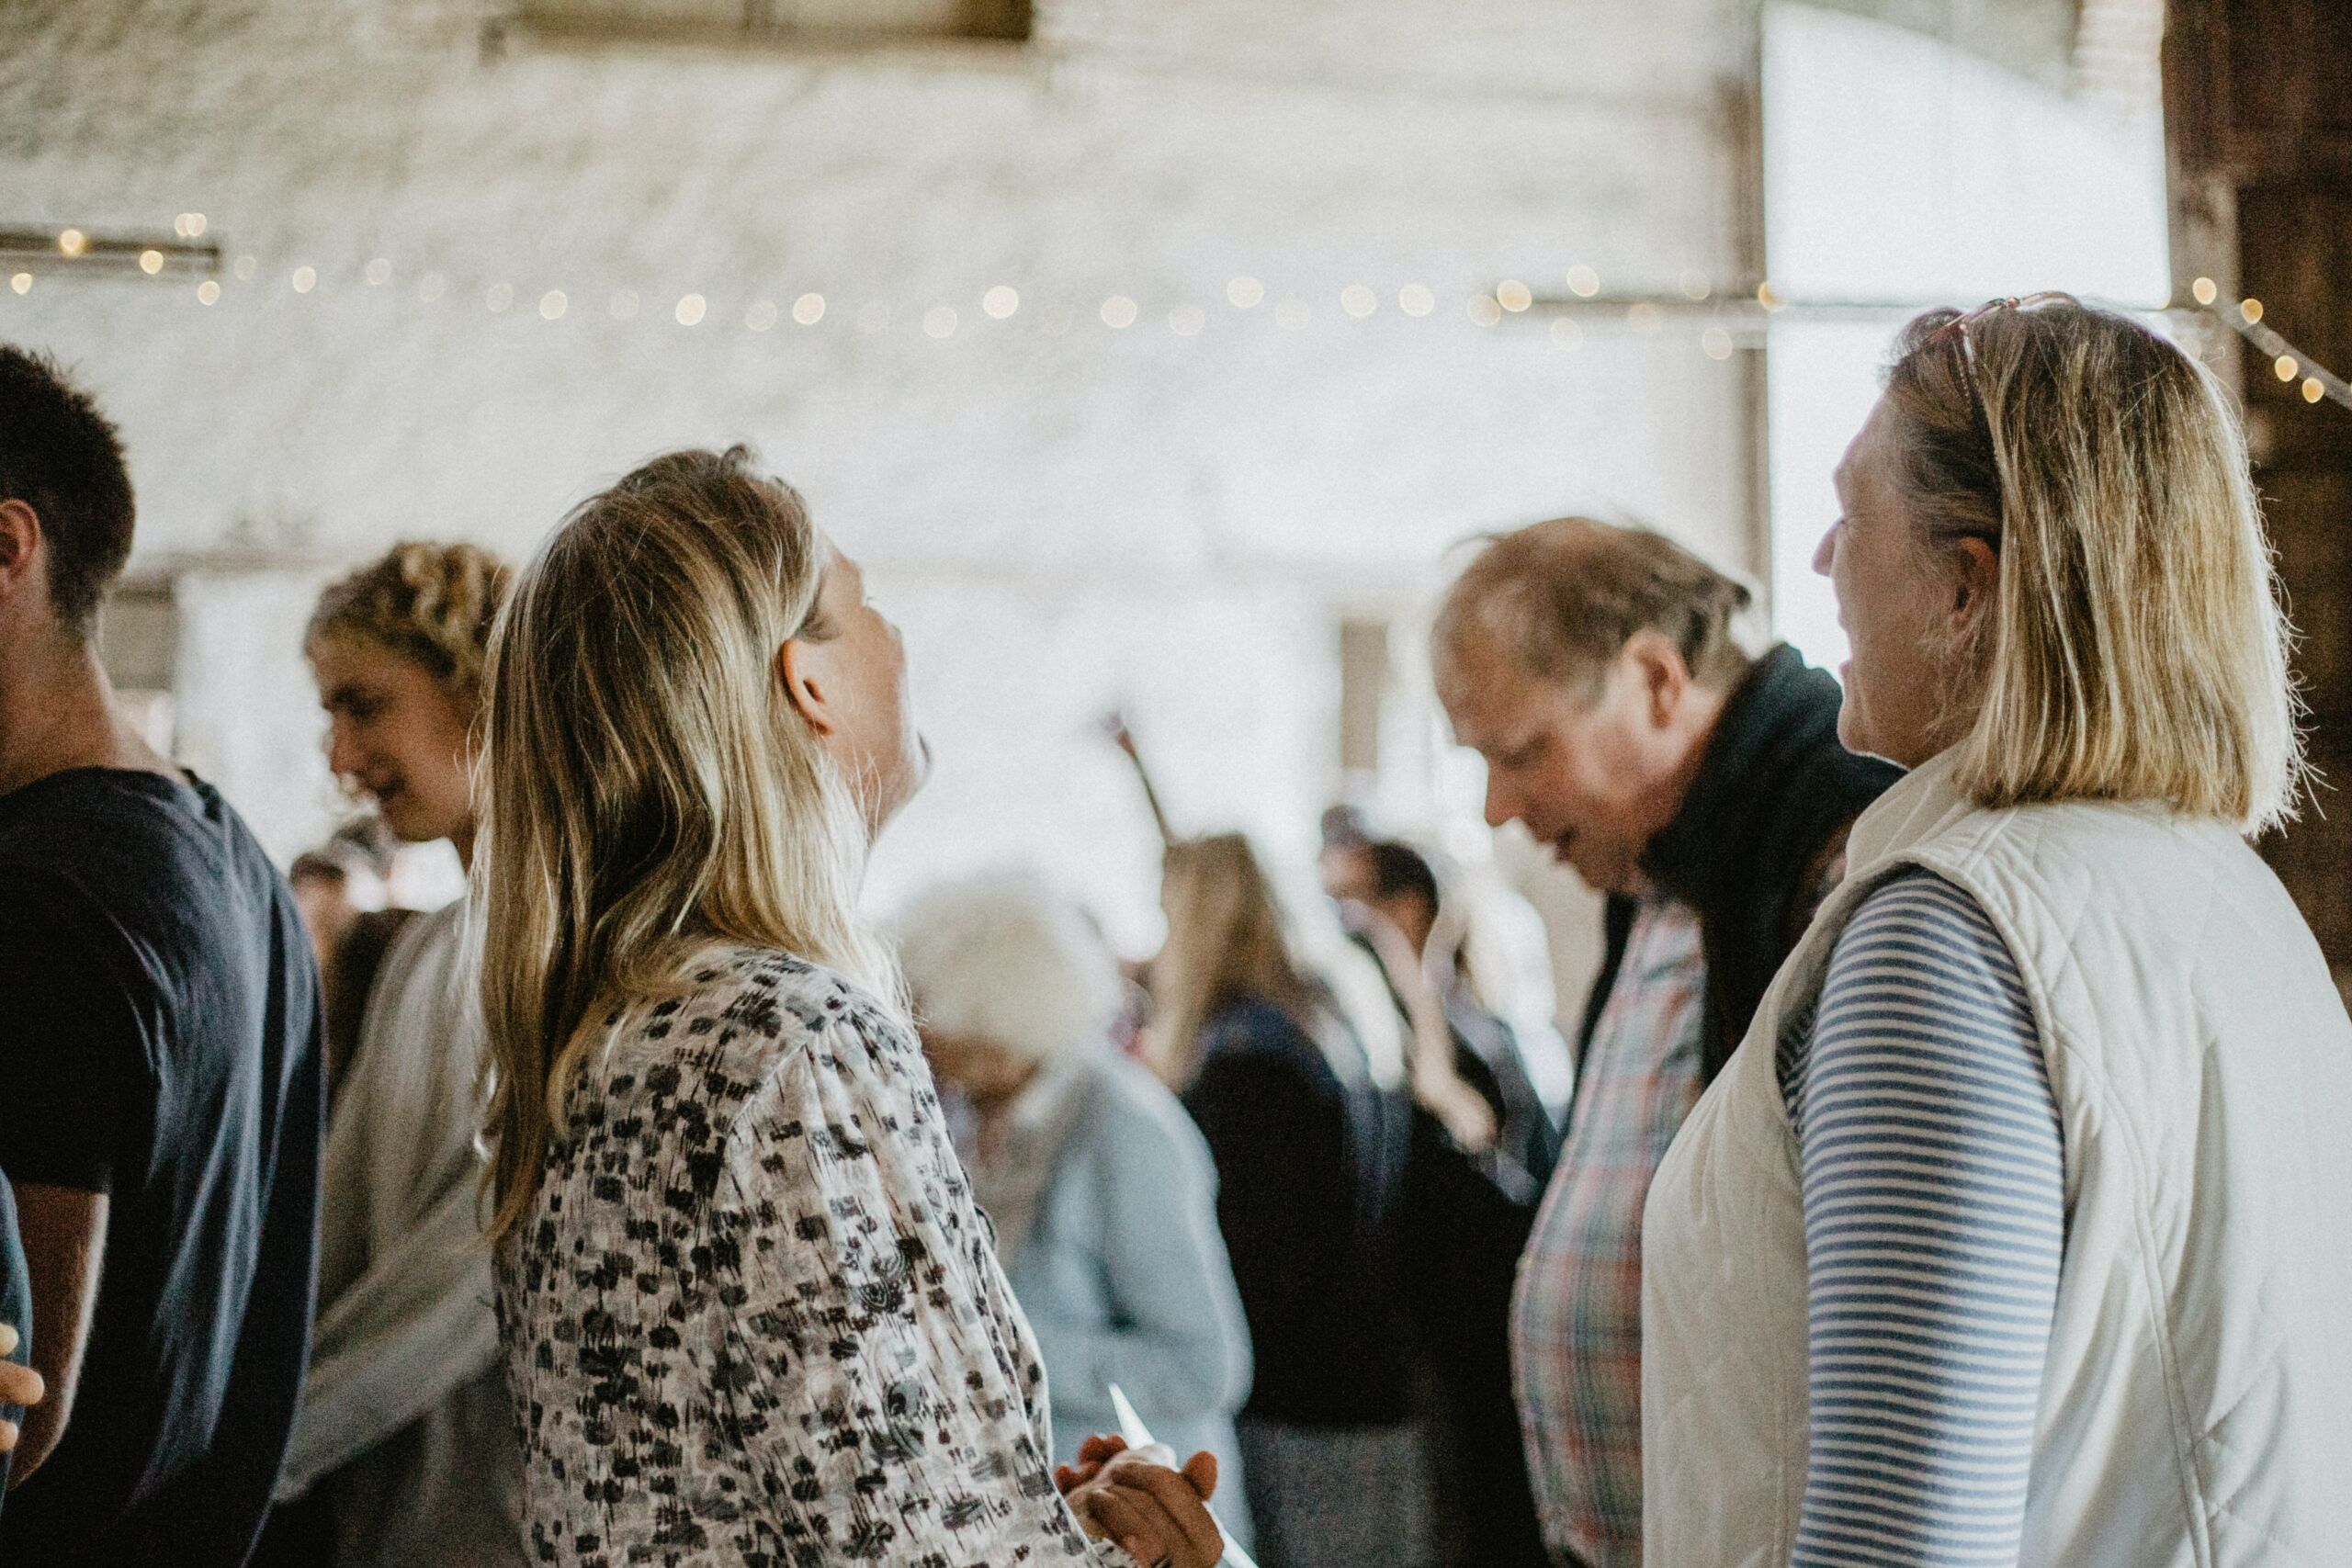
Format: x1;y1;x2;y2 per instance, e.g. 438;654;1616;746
1150;832;1427;1568
0;345;323;1566
478;447;1223;1568
1433;516;1894;1568
288;837;376;981
1329;835;1555;1568
1330;836;1559;1193
288;817;417;1092
1319;808;1574;1122
256;540;527;1568
895;868;1255;1548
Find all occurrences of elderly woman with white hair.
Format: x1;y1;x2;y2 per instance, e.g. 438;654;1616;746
895;870;1256;1548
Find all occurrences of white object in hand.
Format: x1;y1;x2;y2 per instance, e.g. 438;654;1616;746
1105;1382;1260;1568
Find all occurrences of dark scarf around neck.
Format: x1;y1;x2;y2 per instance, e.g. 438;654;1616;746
1639;644;1901;1083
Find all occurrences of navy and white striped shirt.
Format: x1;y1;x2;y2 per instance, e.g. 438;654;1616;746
1777;869;2064;1568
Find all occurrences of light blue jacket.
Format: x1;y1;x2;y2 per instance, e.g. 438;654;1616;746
996;1049;1254;1534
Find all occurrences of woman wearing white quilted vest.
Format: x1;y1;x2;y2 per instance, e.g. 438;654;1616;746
1640;293;2352;1568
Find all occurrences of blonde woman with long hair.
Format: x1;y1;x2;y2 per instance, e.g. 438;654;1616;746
1642;298;2352;1568
475;448;1225;1568
1148;833;1430;1568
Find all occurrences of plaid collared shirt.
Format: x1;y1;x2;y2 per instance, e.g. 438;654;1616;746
1510;896;1707;1568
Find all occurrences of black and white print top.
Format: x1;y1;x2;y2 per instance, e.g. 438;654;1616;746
495;944;1144;1568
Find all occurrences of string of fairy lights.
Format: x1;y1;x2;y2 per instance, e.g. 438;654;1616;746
0;219;1741;351
2;217;2345;412
2187;275;2352;412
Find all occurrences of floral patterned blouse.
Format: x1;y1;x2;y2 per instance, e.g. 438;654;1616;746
495;945;1144;1567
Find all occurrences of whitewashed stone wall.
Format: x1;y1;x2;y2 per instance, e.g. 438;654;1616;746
1;0;1773;975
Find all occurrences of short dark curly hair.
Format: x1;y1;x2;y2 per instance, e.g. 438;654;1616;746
0;346;135;636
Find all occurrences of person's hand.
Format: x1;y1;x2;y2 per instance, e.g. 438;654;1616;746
1346;900;1498;1154
0;1322;46;1454
1062;1438;1222;1568
1054;1430;1129;1496
1422;898;1474;993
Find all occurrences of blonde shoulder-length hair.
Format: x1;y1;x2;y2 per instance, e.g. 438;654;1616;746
475;446;902;1247
1885;297;2302;834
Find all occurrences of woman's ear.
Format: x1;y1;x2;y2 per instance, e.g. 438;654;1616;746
1949;536;1999;633
775;637;837;738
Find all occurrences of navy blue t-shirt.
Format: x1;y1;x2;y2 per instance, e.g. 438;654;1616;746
0;768;324;1566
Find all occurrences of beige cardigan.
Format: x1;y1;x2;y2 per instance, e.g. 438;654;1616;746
276;897;527;1567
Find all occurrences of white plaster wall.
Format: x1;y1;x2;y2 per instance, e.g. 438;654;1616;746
1;0;1755;965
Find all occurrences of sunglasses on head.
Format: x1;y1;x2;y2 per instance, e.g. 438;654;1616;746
1931;290;2079;389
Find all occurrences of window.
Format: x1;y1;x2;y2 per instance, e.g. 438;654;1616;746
510;0;1031;46
98;579;178;755
1758;1;2169;671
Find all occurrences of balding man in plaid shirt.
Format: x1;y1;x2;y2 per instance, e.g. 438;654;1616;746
1432;517;1894;1567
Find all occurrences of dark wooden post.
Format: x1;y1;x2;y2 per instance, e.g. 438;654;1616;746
2165;0;2352;971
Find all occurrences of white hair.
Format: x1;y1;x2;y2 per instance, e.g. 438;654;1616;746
891;869;1124;1064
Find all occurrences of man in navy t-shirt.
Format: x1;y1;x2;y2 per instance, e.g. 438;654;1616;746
0;345;325;1565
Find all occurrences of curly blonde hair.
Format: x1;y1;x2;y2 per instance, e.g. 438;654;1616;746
306;540;514;706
